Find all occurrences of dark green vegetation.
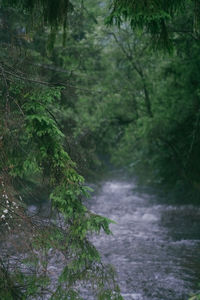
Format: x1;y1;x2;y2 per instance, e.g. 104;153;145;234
107;0;200;49
0;0;200;299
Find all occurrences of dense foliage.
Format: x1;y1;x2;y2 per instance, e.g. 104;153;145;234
107;0;200;49
1;0;200;298
0;1;123;299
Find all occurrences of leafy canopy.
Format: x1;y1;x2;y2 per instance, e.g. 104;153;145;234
106;0;200;48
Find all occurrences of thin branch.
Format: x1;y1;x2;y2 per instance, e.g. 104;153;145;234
0;66;102;95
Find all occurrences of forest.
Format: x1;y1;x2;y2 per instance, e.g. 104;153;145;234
0;0;200;299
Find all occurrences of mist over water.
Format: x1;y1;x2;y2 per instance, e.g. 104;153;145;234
87;180;200;300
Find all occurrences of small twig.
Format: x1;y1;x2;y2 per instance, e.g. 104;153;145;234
0;66;102;95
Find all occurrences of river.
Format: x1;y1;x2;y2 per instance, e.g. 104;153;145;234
86;178;200;300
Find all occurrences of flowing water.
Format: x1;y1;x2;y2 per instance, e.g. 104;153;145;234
86;179;200;300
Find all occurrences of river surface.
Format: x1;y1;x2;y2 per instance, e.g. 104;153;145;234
86;179;200;300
